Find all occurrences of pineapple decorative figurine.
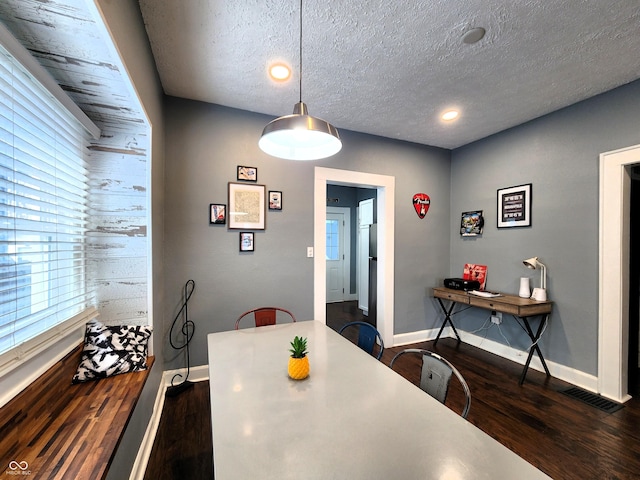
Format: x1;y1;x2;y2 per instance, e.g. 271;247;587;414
288;336;309;380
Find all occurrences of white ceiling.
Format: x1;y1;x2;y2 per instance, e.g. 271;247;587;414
138;1;640;150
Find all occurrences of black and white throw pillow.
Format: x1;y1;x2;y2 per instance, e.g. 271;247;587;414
72;319;152;383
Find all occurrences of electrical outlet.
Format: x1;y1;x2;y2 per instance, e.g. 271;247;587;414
491;311;502;325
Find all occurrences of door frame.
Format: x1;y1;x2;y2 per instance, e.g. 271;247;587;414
326;206;352;302
599;143;640;402
314;167;395;346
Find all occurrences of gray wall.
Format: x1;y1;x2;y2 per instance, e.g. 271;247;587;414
163;97;451;370
450;79;640;376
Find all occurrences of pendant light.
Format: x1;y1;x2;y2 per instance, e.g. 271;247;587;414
259;0;342;160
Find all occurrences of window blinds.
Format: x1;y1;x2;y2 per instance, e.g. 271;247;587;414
0;44;93;357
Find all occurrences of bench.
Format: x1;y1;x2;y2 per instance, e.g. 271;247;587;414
0;343;153;479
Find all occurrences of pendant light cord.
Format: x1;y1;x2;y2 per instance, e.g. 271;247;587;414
299;0;303;104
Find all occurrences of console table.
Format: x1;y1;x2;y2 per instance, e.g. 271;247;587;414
432;287;553;385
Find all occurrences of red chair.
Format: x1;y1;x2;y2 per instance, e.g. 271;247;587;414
234;307;297;330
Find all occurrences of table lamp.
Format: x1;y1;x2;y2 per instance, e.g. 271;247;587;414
523;256;547;301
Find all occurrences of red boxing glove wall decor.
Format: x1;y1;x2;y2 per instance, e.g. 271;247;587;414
413;193;430;219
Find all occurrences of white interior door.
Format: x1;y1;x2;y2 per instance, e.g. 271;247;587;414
326;212;345;303
358;199;374;313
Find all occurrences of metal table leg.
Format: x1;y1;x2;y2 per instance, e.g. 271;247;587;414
435;297;461;345
518;314;550;385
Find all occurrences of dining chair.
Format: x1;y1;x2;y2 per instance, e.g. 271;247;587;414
338;321;384;360
389;348;471;418
234;307;297;330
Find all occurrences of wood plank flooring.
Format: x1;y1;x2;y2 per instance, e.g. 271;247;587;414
143;382;213;480
144;302;640;479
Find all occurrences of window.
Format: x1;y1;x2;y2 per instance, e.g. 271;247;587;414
326;219;339;260
0;43;93;358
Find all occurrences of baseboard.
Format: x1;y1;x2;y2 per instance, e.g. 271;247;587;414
392;328;438;346
129;365;210;480
163;364;210;386
128;370;167;480
392;327;599;394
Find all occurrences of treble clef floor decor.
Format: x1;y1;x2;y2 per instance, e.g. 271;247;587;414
166;279;196;397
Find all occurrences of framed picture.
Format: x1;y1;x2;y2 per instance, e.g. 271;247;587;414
460;210;484;236
228;182;266;230
497;183;532;228
239;232;254;252
209;203;226;224
237;165;257;182
269;190;282;210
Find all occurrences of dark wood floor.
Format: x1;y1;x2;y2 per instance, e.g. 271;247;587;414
144;301;640;479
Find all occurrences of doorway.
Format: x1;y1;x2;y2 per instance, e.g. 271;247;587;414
599;144;640;403
314;167;395;347
628;170;640;394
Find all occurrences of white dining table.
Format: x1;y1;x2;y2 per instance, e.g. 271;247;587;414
207;320;551;479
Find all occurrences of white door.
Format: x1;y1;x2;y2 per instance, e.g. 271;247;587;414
358;199;374;313
326;213;345;303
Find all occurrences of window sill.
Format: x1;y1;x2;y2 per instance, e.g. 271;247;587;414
0;307;99;407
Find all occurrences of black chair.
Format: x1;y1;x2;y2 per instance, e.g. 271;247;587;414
235;307;297;330
389;348;471;418
338;321;384;360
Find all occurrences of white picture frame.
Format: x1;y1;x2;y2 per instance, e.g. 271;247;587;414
228;182;266;230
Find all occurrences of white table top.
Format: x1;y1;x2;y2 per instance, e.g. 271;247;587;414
207;320;550;479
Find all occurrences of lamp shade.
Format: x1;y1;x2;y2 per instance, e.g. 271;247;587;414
522;256;547;290
259;102;342;161
523;256;541;270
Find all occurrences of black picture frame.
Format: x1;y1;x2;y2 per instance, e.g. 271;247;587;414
239;232;254;252
237;165;257;182
497;183;532;228
210;203;226;224
268;190;282;210
460;210;484;236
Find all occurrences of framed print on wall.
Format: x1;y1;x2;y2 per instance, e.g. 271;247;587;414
210;204;226;224
228;182;266;230
497;183;532;228
269;190;282;210
460;210;484;236
237;165;257;182
239;232;254;252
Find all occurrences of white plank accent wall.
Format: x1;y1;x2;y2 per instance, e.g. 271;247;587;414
0;0;152;327
87;127;150;326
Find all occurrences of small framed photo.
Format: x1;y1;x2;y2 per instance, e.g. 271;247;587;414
237;165;257;182
239;232;254;252
269;191;282;210
497;183;532;228
210;204;226;224
460;210;484;236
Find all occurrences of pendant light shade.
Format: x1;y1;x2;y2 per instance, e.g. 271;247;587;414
259;102;342;160
259;0;342;161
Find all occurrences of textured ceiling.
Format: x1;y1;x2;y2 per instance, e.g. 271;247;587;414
139;0;640;149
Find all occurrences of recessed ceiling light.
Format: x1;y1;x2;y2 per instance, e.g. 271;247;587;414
462;27;486;45
269;63;291;82
441;110;459;121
